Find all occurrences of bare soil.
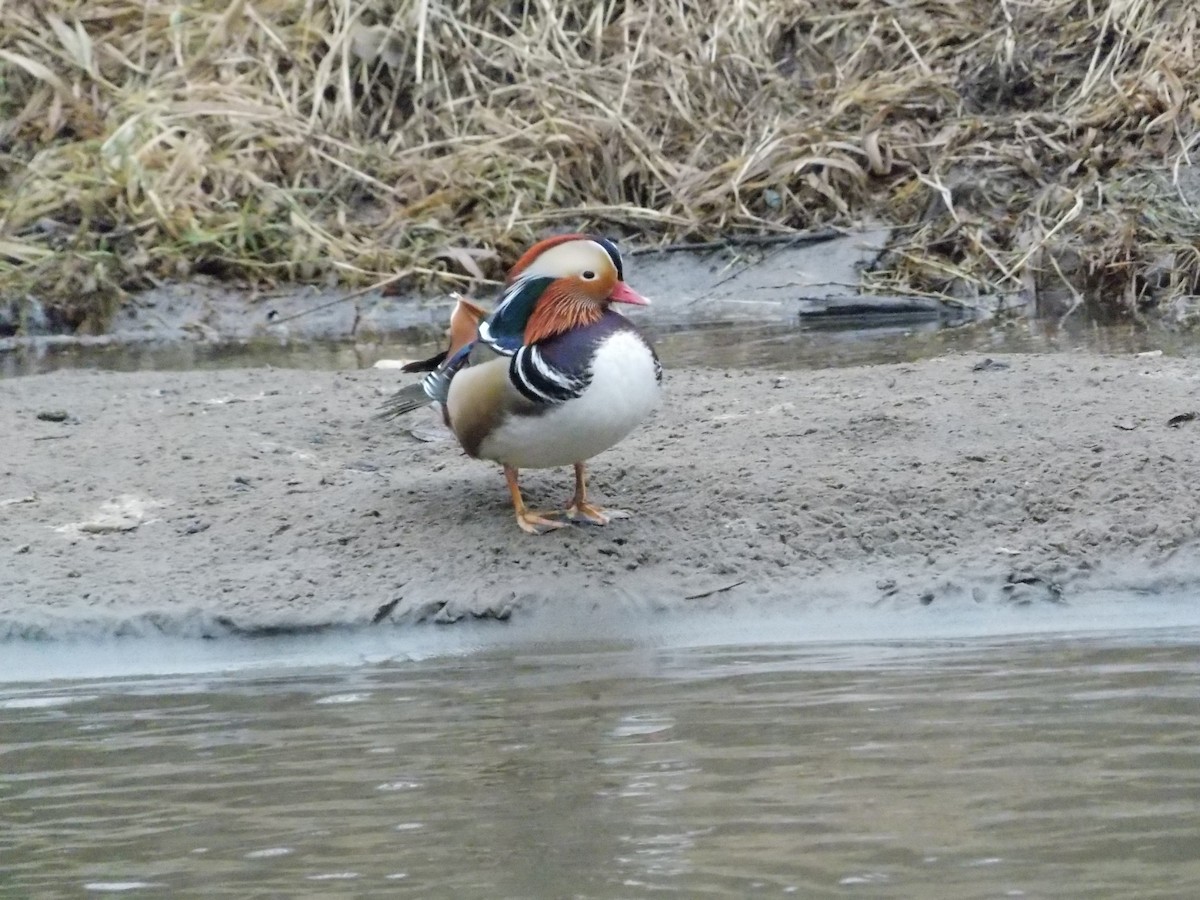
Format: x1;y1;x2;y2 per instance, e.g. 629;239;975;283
4;351;1199;639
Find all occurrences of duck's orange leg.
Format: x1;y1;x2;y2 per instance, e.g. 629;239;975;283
565;462;631;526
505;465;567;535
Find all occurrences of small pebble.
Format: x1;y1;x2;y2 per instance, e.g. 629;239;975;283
36;410;70;422
972;358;1010;372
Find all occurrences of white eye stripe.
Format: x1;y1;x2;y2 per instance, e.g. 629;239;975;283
519;240;612;280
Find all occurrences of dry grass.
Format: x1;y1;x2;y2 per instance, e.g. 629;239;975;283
1;0;1198;332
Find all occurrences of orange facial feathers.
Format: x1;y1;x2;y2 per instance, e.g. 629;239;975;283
523;282;606;345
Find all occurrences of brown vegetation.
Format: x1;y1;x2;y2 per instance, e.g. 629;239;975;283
1;0;1197;332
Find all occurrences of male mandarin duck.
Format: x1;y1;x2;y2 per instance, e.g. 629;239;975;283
381;234;662;534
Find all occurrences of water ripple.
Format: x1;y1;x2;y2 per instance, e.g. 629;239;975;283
2;634;1199;898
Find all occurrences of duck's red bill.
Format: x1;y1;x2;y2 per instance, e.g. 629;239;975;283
609;282;650;305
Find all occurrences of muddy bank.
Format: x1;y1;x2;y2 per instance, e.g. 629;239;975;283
3;352;1199;639
2;229;984;358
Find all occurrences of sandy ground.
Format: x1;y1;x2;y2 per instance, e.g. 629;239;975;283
3;349;1200;639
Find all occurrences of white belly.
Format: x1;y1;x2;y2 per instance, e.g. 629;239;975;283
479;331;661;469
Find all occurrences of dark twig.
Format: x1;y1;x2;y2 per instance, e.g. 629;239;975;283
687;229;855;304
629;227;843;256
372;595;403;624
266;272;412;326
685;580;746;601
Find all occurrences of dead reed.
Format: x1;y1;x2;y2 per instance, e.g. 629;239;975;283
1;0;1197;330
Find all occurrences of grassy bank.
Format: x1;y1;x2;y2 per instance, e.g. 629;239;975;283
1;0;1197;333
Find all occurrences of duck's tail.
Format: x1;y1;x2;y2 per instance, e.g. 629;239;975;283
378;382;435;419
378;295;487;419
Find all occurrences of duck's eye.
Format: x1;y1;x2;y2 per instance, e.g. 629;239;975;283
581;270;596;280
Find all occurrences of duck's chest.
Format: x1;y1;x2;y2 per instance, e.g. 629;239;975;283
479;327;662;469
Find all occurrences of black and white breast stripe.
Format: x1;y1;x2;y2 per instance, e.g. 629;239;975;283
509;345;589;404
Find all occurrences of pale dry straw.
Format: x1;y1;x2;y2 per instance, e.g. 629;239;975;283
0;0;1197;329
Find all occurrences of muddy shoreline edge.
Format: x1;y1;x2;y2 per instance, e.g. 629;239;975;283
4;350;1199;640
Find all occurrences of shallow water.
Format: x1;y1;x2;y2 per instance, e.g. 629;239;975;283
4;619;1200;898
1;317;1186;379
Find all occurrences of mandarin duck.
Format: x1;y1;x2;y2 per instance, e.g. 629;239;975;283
381;234;662;534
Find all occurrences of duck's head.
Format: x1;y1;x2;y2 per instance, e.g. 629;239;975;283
502;234;649;345
509;234;649;309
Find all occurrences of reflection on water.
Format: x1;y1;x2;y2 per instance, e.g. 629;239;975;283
1;318;1187;379
3;633;1200;898
649;317;1176;371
